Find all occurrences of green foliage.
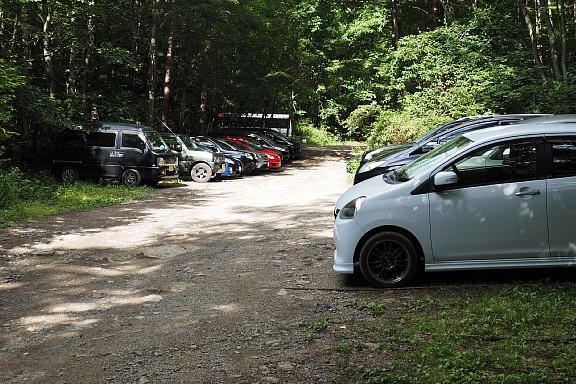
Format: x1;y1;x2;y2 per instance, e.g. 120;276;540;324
0;60;25;157
343;104;382;139
3;0;576;167
362;111;449;150
0;169;153;226
295;118;341;146
380;24;502;114
0;168;23;210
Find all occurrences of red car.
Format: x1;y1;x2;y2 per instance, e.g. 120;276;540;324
220;136;282;169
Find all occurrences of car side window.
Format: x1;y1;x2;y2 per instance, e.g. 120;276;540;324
550;139;576;177
121;133;144;149
86;132;116;147
442;140;539;188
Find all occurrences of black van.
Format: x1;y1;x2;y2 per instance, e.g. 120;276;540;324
52;122;179;186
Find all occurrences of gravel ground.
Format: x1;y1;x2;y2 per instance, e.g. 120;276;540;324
0;145;382;383
3;145;576;384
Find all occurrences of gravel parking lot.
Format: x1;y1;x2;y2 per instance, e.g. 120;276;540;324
0;145;374;383
3;145;576;383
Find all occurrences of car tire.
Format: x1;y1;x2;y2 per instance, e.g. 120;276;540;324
211;173;223;181
190;163;212;183
359;231;418;288
60;166;79;183
121;169;142;186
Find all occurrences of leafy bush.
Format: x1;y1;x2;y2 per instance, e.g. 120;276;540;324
343;104;383;139
0;168;22;209
295;118;341;146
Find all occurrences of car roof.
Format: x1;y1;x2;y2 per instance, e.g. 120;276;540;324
514;114;576;124
463;120;576;143
433;114;549;138
80;122;154;131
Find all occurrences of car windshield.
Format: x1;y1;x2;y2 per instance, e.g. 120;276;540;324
397;135;472;181
179;135;201;150
144;131;168;151
242;138;263;149
264;130;290;140
253;135;275;146
215;139;235;150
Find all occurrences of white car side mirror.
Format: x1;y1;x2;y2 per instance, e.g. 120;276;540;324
434;171;458;186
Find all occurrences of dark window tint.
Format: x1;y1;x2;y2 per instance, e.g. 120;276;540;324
551;140;576;177
121;133;144;149
502;142;538;180
86;132;116;147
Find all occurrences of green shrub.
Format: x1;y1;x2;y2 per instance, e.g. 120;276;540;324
295;118;341;146
0;167;22;209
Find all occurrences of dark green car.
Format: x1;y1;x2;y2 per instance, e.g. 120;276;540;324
160;133;226;183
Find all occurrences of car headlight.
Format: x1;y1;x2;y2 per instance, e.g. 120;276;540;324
157;157;166;166
339;197;366;219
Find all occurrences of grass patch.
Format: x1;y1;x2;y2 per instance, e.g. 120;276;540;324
0;169;153;226
329;284;576;383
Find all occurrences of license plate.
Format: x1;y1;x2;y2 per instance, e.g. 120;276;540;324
169;165;174;172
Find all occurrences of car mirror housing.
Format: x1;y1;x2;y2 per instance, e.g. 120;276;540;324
434;171;458;187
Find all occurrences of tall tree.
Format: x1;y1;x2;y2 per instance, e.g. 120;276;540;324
161;0;175;130
146;0;160;126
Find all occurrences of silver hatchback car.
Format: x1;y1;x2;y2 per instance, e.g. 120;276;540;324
333;121;576;288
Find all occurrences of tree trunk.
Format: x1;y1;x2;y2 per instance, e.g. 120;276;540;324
558;0;567;80
179;12;194;133
542;0;562;81
198;16;212;135
131;0;143;89
432;0;444;27
41;0;55;97
146;0;159;127
0;8;5;57
520;0;547;81
161;0;175;131
81;2;95;109
391;0;402;49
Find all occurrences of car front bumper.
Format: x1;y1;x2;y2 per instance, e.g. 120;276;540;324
333;217;365;274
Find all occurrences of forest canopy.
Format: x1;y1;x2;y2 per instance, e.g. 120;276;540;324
1;0;575;167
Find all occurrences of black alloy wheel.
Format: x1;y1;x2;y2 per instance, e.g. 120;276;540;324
359;231;418;288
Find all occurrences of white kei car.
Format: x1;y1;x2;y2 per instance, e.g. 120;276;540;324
333;121;576;288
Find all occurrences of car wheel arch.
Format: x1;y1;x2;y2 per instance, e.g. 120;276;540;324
353;225;424;266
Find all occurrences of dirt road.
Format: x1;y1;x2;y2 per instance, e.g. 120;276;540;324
0;146;373;383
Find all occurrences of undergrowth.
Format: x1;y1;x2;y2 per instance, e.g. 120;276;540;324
305;283;576;383
0;168;153;226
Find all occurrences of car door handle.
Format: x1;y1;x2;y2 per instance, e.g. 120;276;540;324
514;189;541;197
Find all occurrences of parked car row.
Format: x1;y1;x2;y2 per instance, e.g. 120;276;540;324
354;114;551;184
334;114;576;288
51;122;302;186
